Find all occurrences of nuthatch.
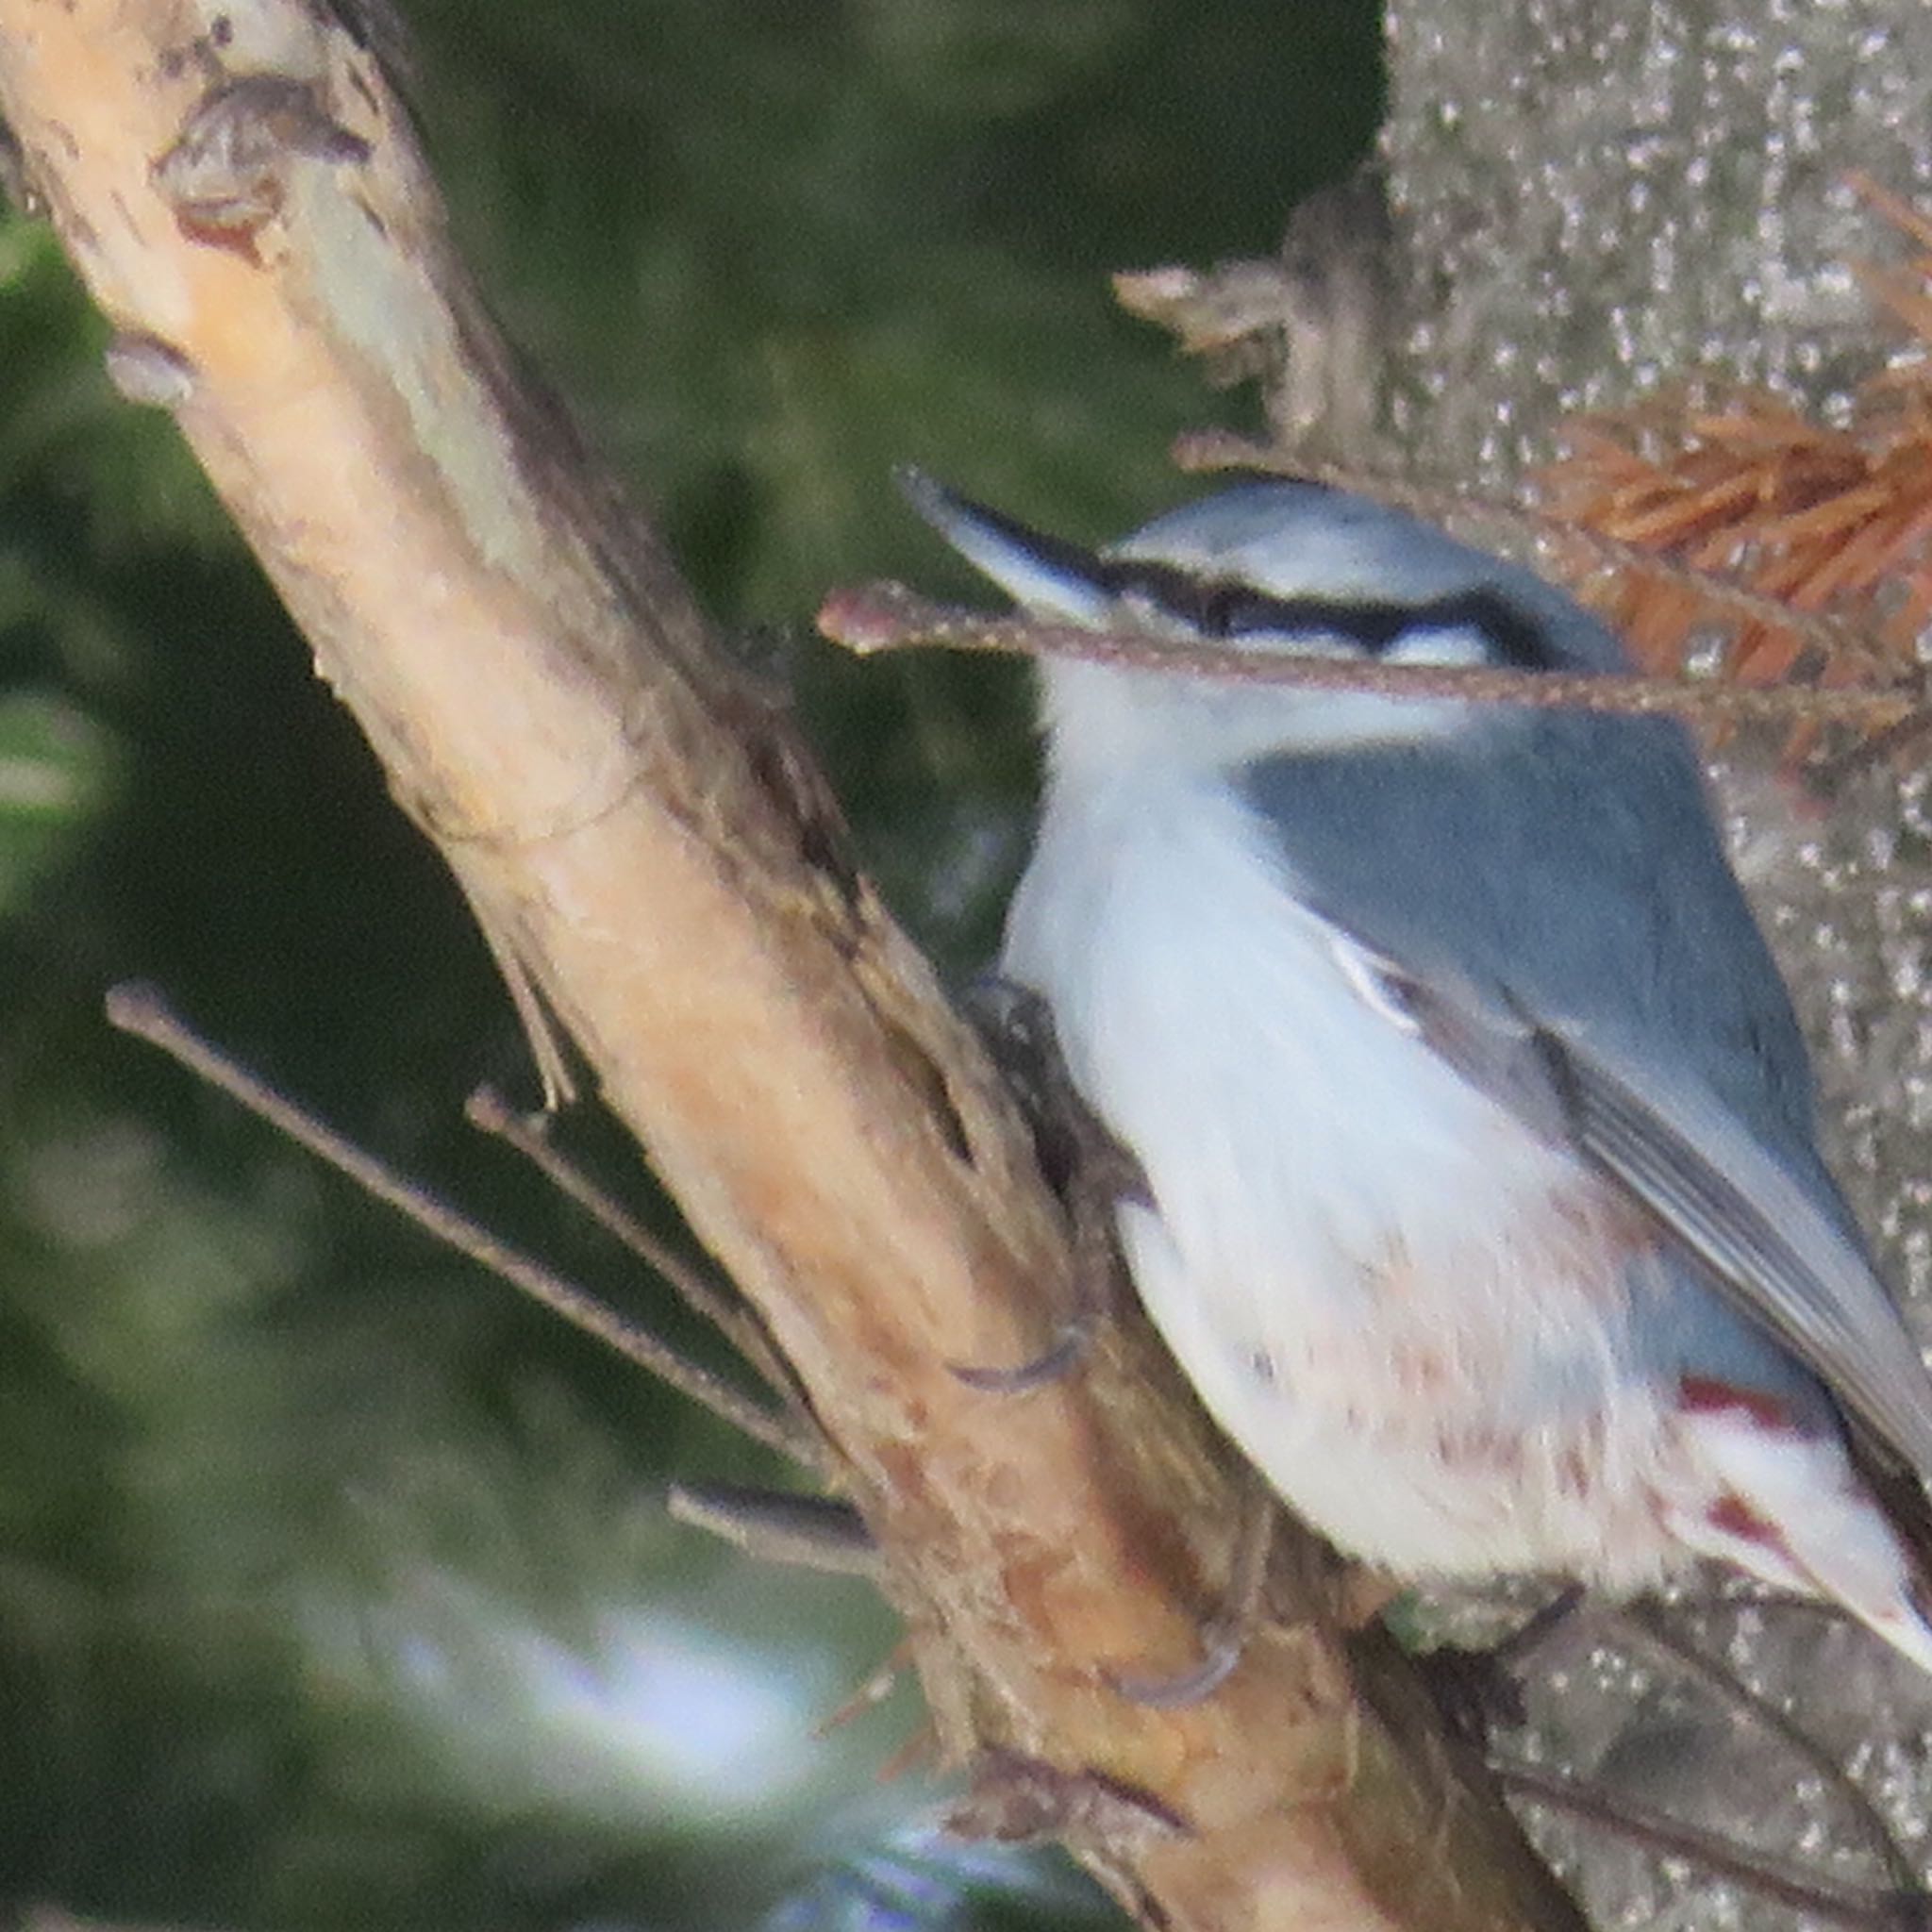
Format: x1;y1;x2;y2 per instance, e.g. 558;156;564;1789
904;468;1932;1674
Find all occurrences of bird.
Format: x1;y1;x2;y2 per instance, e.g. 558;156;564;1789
900;464;1932;1674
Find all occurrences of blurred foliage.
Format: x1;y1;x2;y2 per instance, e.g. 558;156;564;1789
0;2;1379;1926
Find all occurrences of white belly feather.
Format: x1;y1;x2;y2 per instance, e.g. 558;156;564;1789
1002;768;1681;1586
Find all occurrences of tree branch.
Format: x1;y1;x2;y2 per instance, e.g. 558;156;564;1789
0;5;1580;1927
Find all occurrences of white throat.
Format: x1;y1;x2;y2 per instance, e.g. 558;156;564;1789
1036;641;1484;784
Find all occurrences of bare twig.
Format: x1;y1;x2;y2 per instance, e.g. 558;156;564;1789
464;1083;798;1399
819;580;1924;725
105;982;826;1471
666;1481;877;1576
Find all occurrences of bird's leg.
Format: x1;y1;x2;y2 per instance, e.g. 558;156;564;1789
953;976;1148;1391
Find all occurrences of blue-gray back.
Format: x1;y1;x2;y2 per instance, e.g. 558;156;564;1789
1238;709;1822;1180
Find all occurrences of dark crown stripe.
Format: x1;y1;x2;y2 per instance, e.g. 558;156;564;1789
1100;559;1560;672
933;481;1561;674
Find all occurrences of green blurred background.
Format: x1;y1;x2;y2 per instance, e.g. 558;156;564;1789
0;4;1380;1925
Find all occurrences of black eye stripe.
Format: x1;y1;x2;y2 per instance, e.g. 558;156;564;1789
1102;560;1556;670
921;483;1559;673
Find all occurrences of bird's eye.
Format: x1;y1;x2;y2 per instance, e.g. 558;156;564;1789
1199;586;1284;638
1193;586;1239;636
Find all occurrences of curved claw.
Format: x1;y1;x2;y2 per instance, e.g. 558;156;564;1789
949;1316;1096;1392
1108;1627;1249;1709
953;1174;1122;1391
1107;1485;1277;1708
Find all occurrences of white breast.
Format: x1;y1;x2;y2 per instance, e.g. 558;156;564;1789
1001;764;1676;1583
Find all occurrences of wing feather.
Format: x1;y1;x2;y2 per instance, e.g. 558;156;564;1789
1237;724;1932;1479
1552;1038;1932;1472
1386;944;1932;1473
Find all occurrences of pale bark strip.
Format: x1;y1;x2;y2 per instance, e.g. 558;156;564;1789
0;4;1581;1926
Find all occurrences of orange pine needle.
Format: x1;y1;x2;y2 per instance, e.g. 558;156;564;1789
1538;183;1932;760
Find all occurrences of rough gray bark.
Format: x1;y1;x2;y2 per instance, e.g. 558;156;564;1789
1385;0;1932;468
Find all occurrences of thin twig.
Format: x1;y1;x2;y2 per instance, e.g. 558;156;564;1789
819;581;1923;725
1497;1759;1924;1930
464;1083;798;1400
813;1639;916;1739
666;1481;878;1576
104;981;828;1472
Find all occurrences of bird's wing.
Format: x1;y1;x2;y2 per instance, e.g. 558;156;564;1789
1381;951;1932;1473
1239;730;1932;1476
